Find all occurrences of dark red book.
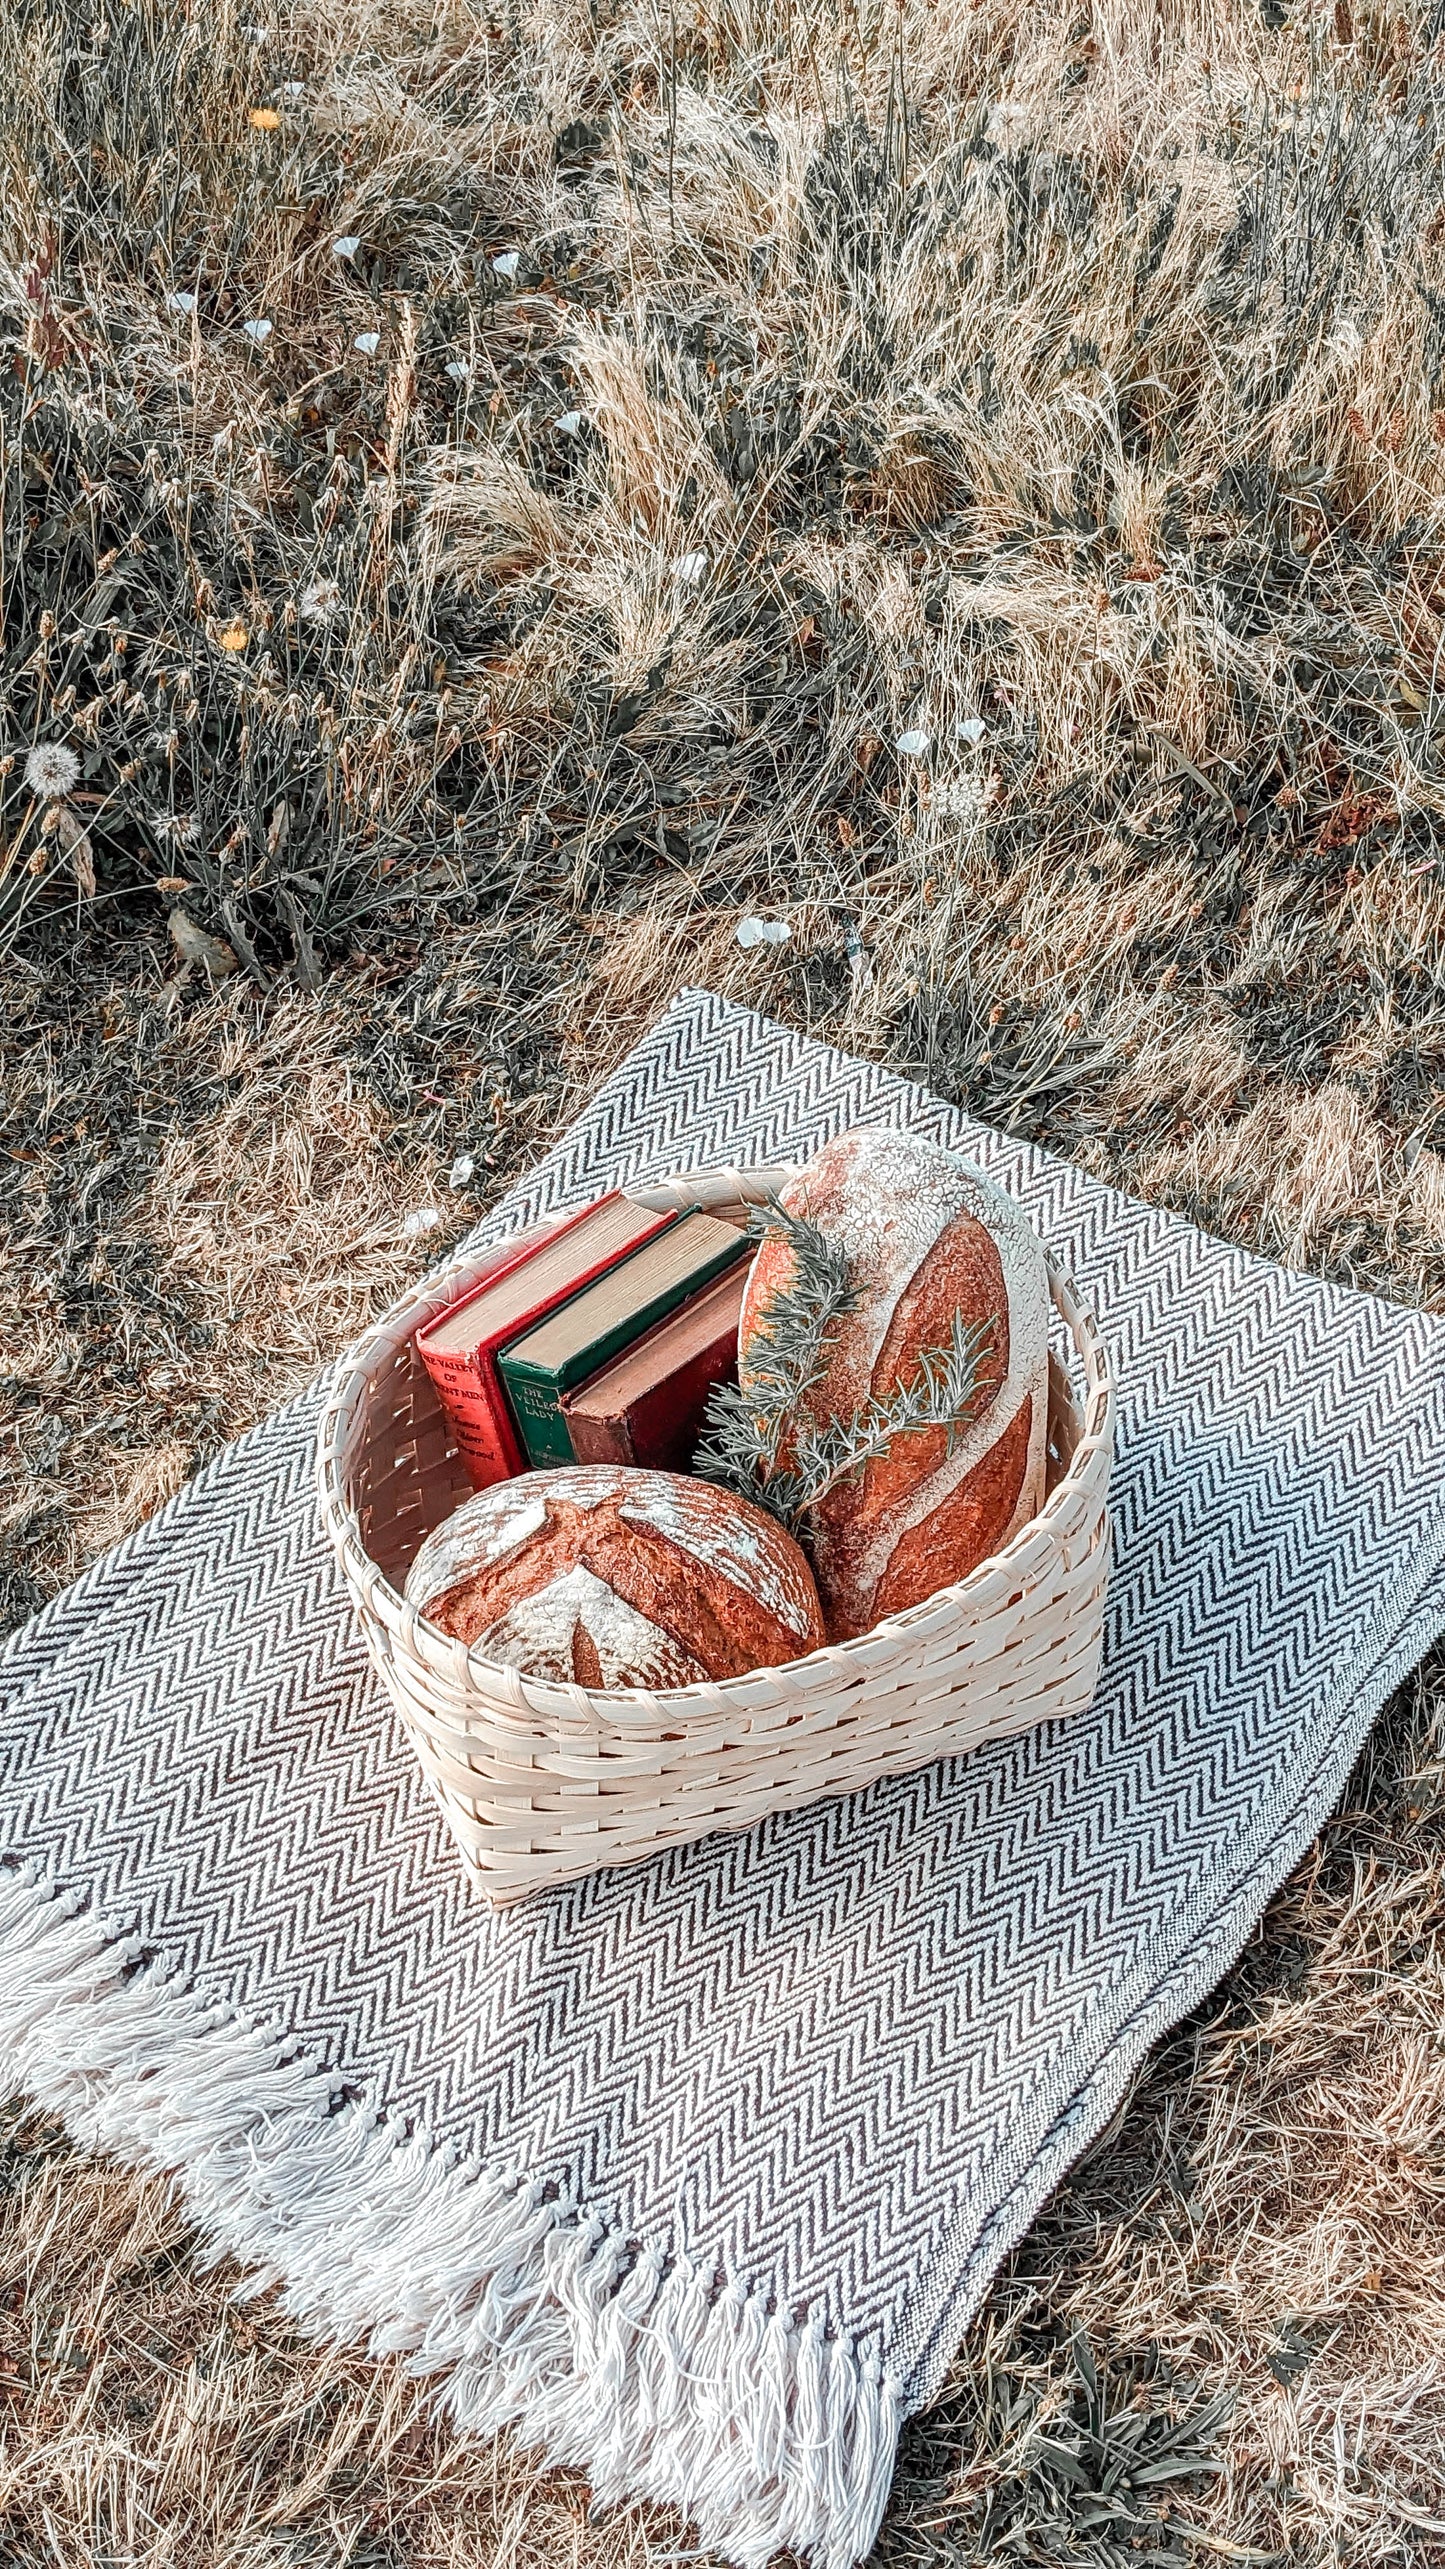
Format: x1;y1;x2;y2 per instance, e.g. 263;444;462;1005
561;1262;749;1471
414;1192;675;1486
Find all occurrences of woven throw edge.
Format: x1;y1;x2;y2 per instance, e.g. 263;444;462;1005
0;1860;901;2569
905;1541;1445;2405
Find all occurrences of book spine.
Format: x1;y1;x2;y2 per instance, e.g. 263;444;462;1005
416;1344;523;1485
497;1358;578;1467
620;1350;736;1473
562;1406;639;1468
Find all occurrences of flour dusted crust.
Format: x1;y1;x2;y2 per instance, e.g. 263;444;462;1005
740;1129;1050;1637
404;1464;825;1688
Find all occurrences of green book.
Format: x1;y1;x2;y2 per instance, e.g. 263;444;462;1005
497;1212;751;1466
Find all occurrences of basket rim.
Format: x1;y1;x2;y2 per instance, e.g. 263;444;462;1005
315;1168;1115;1718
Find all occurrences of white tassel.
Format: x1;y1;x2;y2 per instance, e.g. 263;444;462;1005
0;1868;903;2569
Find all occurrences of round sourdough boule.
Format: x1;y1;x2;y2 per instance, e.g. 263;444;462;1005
404;1464;826;1689
740;1129;1051;1638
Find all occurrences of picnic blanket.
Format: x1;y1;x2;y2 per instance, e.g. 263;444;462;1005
5;988;1445;2569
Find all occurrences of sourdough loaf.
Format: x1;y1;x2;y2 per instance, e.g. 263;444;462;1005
740;1130;1050;1636
405;1463;825;1688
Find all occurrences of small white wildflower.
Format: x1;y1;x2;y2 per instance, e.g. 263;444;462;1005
895;727;932;759
955;715;987;747
673;550;709;584
555;410;584;435
283;79;307;97
353;329;381;354
167;289;198;315
736;915;791;950
241;317;273;343
299;576;342;623
25;741;81;800
444;359;471;380
332;235;362;259
491;250;521;281
404;1206;443;1237
448;1152;476;1189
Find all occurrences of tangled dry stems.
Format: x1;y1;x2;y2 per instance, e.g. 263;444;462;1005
5;0;1445;2556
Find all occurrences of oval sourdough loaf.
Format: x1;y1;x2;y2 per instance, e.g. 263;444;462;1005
405;1463;825;1688
741;1130;1050;1637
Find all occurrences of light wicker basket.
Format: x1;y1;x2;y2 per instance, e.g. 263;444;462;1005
316;1165;1114;1907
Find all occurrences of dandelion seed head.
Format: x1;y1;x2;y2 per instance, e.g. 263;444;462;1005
25;741;81;800
986;99;1031;149
300;577;342;623
933;775;990;824
1189;161;1241;235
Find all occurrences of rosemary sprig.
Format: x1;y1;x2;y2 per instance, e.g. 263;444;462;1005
695;1198;997;1542
694;1196;859;1499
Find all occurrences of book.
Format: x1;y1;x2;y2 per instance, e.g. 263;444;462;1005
562;1263;749;1471
498;1212;751;1467
414;1192;674;1486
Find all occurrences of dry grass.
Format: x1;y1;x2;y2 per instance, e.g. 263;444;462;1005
6;0;1445;2556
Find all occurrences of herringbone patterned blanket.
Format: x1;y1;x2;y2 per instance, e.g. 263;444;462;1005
5;991;1445;2567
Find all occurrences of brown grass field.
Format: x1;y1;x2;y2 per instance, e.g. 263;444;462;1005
5;0;1445;2556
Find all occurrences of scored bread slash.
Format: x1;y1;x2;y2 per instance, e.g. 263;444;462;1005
733;1130;1051;1638
404;1464;825;1689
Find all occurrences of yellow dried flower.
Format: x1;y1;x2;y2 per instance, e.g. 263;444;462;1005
216;618;250;652
249;106;281;129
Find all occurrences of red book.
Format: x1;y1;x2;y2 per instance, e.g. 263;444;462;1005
414;1192;675;1486
561;1263;748;1471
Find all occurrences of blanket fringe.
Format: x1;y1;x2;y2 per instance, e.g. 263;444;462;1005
1;1866;903;2569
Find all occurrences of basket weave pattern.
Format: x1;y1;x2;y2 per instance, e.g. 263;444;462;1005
317;1166;1115;1907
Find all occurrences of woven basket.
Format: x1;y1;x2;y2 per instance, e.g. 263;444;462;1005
316;1164;1114;1907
